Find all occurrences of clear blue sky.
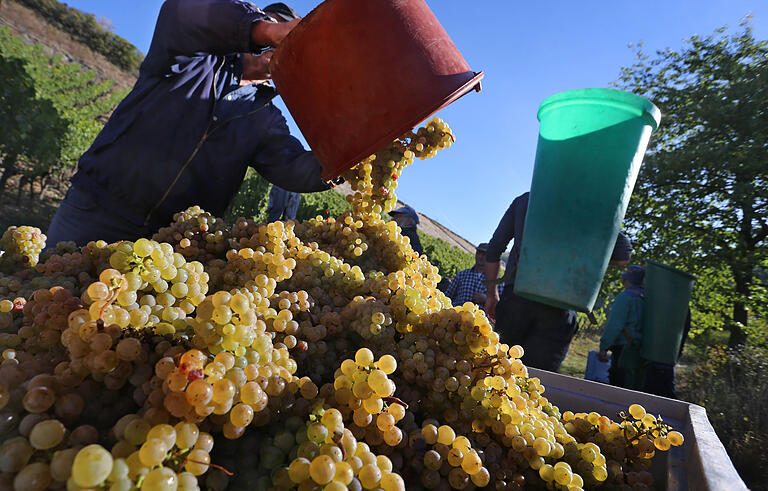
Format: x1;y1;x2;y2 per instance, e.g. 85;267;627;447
65;0;766;246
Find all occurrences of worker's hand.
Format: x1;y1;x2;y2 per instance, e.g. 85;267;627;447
251;18;301;47
598;349;610;363
242;51;274;81
472;292;487;305
485;290;499;323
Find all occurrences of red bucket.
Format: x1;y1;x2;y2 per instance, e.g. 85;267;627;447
270;0;483;180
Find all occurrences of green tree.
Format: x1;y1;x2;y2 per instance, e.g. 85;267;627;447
0;27;127;198
616;23;768;346
0;53;67;193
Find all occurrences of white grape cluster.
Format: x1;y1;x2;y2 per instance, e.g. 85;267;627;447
0;226;46;271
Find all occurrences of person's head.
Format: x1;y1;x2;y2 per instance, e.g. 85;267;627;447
475;243;488;270
241;3;300;82
609;232;633;267
621;265;645;288
389;206;419;229
262;2;300;22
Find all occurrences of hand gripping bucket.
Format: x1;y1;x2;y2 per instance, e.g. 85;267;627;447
270;0;483;180
514;88;661;312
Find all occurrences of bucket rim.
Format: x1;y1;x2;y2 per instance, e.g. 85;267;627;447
537;88;661;131
645;259;696;280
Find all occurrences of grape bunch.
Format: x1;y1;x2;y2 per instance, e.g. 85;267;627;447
343;117;454;215
280;405;406;491
0;226;46;272
152;206;232;263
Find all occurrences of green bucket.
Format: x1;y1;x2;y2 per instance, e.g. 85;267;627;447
514;88;661;312
642;261;695;364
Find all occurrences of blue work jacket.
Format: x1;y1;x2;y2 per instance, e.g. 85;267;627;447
71;0;328;231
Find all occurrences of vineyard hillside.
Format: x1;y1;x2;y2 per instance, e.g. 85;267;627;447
0;0;136;90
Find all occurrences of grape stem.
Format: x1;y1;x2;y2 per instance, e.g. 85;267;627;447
334;433;347;461
98;277;124;321
172;450;235;476
382;396;408;408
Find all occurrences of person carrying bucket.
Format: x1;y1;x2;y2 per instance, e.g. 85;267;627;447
484;191;634;372
46;1;334;247
598;265;646;389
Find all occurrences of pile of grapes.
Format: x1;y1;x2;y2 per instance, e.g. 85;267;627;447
0;120;682;490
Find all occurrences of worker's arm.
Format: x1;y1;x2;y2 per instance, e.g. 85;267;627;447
484;202;518;319
168;0;295;55
483;261;501;318
251;109;330;193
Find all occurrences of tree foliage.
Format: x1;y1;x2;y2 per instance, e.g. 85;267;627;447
0;26;127;195
295;187;353;222
418;231;475;280
14;0;144;72
616;23;768;345
225;170;353;224
225;169;273;223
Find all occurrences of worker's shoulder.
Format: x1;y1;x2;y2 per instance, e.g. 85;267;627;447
511;192;529;209
613;290;640;305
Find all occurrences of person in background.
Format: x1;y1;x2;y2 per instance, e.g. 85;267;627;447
267;185;301;221
598;265;646;388
389;205;423;255
46;1;331;248
485;191;634;372
445;243;503;308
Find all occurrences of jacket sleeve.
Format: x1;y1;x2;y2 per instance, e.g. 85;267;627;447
486;202;518;263
600;293;631;351
163;0;269;55
251;108;330;193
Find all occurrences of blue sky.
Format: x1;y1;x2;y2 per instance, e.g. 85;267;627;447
65;0;766;245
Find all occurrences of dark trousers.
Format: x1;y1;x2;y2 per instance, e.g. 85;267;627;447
45;186;151;249
643;362;677;399
608;344;625;387
495;288;578;372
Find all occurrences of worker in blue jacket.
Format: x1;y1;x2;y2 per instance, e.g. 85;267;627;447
47;1;330;247
598;265;645;388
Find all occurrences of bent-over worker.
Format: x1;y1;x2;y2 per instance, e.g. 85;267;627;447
47;1;329;247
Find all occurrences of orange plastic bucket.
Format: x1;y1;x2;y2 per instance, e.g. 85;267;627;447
270;0;483;180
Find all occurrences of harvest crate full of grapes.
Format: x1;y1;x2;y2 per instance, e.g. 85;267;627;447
0;117;743;491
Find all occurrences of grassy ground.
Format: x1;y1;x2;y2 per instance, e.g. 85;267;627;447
0;197;59;233
0;177;63;233
560;329;601;378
